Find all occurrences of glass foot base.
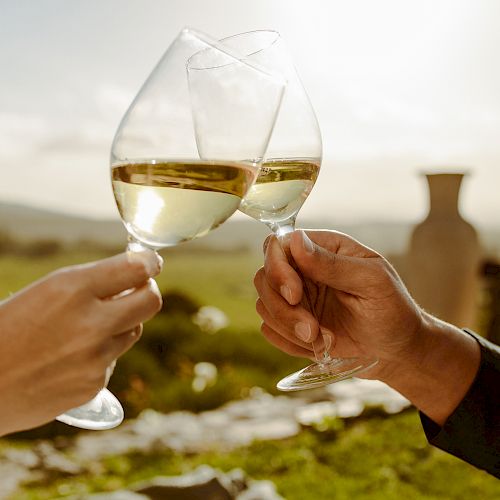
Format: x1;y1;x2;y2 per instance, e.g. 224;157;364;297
277;357;379;392
56;388;124;430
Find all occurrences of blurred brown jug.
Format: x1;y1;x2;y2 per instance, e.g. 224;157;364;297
408;173;481;327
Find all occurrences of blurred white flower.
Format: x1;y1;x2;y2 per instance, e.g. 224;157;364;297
192;306;229;333
295;401;338;426
192;362;218;393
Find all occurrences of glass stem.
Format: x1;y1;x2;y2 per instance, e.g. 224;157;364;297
269;220;295;238
268;219;332;366
124;235;160;296
126;234;152;254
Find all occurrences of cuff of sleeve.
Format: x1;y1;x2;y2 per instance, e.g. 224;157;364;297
419;328;500;477
419;410;442;440
419;328;485;444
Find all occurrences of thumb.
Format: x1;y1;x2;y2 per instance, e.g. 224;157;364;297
289;230;375;295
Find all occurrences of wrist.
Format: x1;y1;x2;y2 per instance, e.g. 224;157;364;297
382;312;481;426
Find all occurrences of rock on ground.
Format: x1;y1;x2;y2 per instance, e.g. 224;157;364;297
83;466;284;500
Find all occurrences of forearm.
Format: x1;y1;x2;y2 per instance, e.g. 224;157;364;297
382;312;481;426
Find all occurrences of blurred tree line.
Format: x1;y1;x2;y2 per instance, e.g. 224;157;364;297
0;230;62;257
0;230;122;257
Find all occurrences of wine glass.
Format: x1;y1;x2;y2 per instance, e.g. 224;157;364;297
56;28;285;430
220;30;379;391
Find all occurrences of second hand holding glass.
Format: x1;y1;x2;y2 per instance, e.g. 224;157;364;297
220;30;378;391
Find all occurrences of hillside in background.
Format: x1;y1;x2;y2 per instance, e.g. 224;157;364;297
1;201;500;257
0;202;126;246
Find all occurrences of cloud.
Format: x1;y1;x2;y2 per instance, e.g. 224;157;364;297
0;112;51;159
317;76;500;164
0;83;135;159
0;84;136;217
95;84;135;119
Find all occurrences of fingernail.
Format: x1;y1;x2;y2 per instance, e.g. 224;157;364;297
320;327;335;352
280;285;293;304
280;232;292;248
263;235;273;255
128;250;163;277
295;322;312;342
301;231;314;254
148;278;161;296
131;325;142;338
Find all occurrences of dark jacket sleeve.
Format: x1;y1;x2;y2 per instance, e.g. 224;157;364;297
419;329;500;477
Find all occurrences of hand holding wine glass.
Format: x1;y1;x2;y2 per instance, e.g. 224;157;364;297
220;31;378;390
0;251;161;436
254;227;429;381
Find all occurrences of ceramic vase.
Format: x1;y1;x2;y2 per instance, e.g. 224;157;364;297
408;173;481;327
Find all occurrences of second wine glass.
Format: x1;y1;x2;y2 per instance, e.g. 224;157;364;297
221;30;379;391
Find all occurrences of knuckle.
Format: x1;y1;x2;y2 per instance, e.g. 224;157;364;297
255;298;265;317
46;268;80;296
267;264;285;287
253;267;264;289
274;311;288;328
127;259;150;283
260;321;268;335
146;282;163;312
273;305;296;328
262;235;274;255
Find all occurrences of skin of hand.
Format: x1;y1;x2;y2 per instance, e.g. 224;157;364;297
0;250;163;436
254;229;481;426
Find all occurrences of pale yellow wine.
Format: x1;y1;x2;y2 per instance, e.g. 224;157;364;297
239;159;320;224
112;160;255;247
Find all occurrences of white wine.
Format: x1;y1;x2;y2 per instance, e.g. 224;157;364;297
239;159;320;224
112;160;256;247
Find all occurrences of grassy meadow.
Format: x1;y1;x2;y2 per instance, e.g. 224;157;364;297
0;244;499;498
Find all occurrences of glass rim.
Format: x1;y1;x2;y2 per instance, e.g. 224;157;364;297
219;29;281;60
186;27;284;83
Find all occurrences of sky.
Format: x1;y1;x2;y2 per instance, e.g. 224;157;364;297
1;0;500;226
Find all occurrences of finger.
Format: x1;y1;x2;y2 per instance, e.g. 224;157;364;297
256;297;328;356
296;229;380;258
105;279;162;332
106;325;143;361
263;236;303;305
262;234;273;255
289;230;382;295
320;327;336;354
254;270;319;343
104;360;117;387
256;299;314;349
78;250;163;299
261;323;315;360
